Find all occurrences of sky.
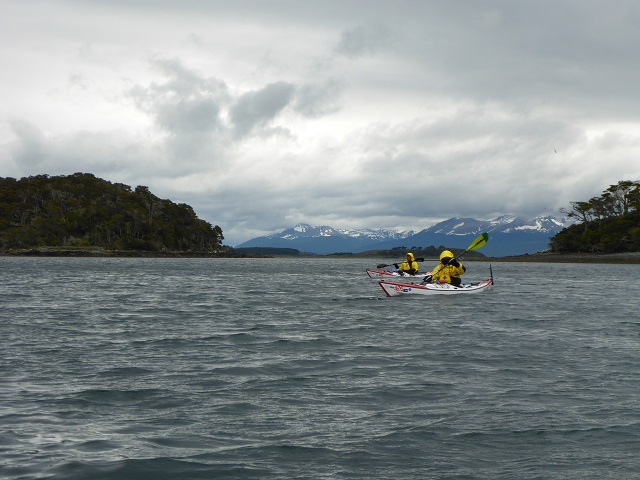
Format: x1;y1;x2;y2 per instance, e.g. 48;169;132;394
2;0;639;246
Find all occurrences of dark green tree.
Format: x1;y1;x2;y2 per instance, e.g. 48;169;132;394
551;180;640;253
0;173;225;252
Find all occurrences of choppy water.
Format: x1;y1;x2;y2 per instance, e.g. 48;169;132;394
2;257;640;479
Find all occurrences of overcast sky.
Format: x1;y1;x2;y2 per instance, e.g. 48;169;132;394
2;1;639;245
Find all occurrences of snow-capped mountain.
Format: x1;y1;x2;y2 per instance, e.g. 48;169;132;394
238;223;415;254
386;216;571;256
420;215;567;236
263;224;415;242
235;217;570;256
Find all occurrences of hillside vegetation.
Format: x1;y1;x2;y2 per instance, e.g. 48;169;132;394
550;180;640;253
0;173;224;253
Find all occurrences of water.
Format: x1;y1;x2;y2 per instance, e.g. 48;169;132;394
2;257;640;479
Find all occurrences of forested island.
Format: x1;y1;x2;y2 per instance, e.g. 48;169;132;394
549;180;640;254
0;173;236;256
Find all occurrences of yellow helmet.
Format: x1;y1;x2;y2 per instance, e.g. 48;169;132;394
406;252;414;261
439;250;454;261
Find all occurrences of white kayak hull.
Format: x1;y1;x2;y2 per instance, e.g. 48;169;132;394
379;278;493;297
366;268;427;279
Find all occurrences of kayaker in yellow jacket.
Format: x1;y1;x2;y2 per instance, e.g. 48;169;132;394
394;252;419;275
425;250;466;286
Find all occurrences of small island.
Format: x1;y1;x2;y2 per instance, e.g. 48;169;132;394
0;173;260;257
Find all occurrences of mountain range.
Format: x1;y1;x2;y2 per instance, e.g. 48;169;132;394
235;216;570;257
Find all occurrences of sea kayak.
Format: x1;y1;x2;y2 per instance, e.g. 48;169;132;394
378;278;493;297
366;268;429;279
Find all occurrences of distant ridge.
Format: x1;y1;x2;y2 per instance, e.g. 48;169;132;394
233;247;302;256
237;223;415;255
236;216;570;256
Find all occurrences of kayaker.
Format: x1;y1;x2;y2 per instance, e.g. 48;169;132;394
394;252;419;275
424;250;466;286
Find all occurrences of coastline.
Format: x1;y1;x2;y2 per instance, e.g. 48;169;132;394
3;248;640;264
486;251;640;264
0;247;270;258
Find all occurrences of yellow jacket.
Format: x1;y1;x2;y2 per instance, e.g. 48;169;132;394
428;250;466;285
429;262;466;284
397;252;419;275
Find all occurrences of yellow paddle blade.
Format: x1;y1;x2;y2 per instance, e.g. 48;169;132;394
467;232;489;251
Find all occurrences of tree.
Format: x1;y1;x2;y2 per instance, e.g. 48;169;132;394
551;180;640;253
605;180;639;216
0;173;225;252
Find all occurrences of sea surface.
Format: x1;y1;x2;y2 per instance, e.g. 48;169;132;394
2;256;640;479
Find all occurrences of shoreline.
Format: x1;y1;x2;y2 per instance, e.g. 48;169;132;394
0;248;270;258
485;252;640;264
3;248;640;264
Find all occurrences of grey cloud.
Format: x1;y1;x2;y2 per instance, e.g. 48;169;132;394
335;24;394;58
6;122;161;182
150;58;229;99
230;82;295;138
9;120;47;167
154;99;221;133
387;2;640;118
293;80;344;118
123;60;234;171
128;59;229;135
129;63;300;141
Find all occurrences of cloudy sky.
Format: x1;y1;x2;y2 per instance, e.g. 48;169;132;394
2;1;639;245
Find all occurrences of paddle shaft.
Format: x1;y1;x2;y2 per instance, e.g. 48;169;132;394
376;257;424;269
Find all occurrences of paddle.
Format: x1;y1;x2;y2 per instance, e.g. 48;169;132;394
376;257;425;269
422;233;489;283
